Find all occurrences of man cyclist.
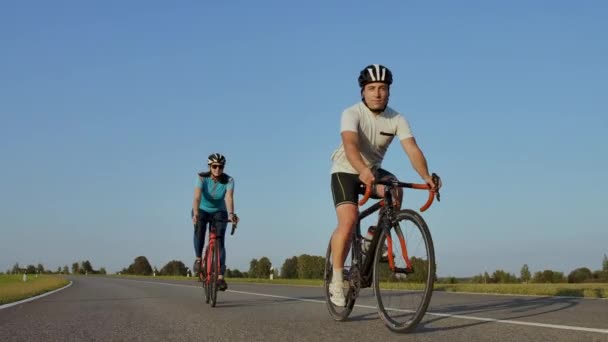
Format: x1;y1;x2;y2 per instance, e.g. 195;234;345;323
191;153;239;291
328;64;442;306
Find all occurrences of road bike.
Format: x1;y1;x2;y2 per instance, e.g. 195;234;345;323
324;174;441;333
198;216;237;307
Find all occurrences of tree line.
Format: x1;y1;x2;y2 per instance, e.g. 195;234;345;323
6;260;107;275
5;254;607;284
445;254;608;284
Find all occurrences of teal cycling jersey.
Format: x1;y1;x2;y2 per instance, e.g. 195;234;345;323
195;172;234;213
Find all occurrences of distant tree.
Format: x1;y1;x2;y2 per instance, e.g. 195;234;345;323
440;276;457;284
552;271;565;283
281;256;298;279
249;259;259;278
603;254;608;272
568;267;592;283
81;260;94;274
483;271;491;284
160;260;187;276
593;270;608;282
296;254;325;279
36;264;45;274
520;264;531;283
26;265;37;274
231;269;243;278
242;272;249;278
99;267;107;275
72;262;80;274
471;273;484;283
56;266;61;274
127;256;153;275
255;257;272;278
533;269;565;283
63;265;70;274
12;263;21;274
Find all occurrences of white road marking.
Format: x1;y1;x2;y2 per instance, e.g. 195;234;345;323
227;290;608;334
100;279;608;334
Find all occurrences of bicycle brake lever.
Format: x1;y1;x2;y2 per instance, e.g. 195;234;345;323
431;173;441;202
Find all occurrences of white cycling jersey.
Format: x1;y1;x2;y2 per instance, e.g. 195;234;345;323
331;101;414;174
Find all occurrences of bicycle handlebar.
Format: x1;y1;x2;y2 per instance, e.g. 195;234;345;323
204;216;239;235
230;222;237;235
358;173;441;212
230;214;239;235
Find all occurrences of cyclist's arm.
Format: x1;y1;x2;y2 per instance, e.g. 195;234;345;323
400;137;431;181
225;189;235;216
342;131;369;174
192;186;202;213
340;109;369;175
224;177;236;220
192;176;203;213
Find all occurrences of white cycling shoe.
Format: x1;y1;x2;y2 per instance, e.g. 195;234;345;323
329;281;346;307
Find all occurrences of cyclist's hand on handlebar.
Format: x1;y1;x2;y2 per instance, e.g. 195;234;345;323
229;213;239;225
358;168;375;187
424;173;442;192
192;212;199;225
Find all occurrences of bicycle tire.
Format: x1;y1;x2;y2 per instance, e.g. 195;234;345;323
209;242;218;307
373;209;435;333
324;238;356;320
202;248;210;304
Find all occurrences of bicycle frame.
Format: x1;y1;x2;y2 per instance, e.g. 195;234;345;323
351;175;440;288
201;217;237;284
202;226;220;284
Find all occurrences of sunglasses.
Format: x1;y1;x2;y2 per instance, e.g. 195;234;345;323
210;164;224;170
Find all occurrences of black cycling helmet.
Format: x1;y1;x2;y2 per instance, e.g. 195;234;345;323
358;64;393;88
207;153;226;165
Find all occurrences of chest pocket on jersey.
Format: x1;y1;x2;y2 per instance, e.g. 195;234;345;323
376;131;395;148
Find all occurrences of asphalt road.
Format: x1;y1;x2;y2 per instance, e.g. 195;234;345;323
1;276;607;342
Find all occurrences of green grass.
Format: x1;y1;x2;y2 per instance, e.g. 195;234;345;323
225;277;324;286
0;274;70;305
108;274;608;298
434;283;608;298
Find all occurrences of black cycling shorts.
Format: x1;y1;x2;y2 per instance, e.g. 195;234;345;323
330;168;397;207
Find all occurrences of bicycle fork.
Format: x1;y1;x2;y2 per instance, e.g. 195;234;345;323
386;227;413;274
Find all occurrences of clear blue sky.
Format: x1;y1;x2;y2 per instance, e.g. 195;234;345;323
1;1;606;277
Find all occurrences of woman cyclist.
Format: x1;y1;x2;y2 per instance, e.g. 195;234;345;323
191;153;239;291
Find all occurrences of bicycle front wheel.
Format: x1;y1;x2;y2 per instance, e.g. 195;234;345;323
209;243;219;307
373;209;435;333
201;253;209;304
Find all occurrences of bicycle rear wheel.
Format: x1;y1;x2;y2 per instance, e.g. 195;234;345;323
209;243;219;307
373;209;435;333
323;237;356;320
